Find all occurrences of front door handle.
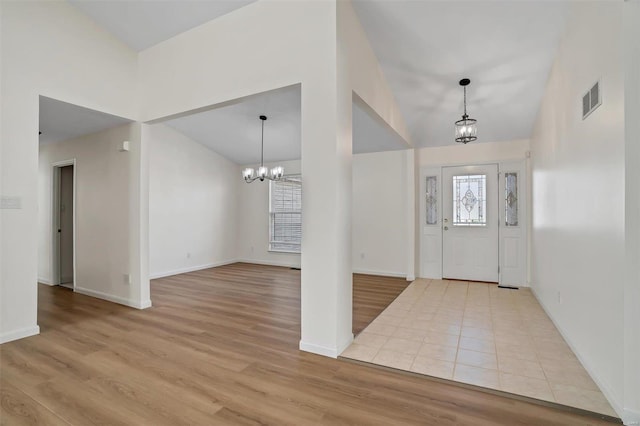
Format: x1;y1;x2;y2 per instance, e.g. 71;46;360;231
444;226;449;231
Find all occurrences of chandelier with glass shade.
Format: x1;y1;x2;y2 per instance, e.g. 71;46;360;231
455;78;477;144
242;115;284;183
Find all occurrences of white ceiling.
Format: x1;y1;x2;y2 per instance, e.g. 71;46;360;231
162;85;408;165
353;1;569;147
164;86;301;165
66;1;570;152
39;96;132;145
353;98;409;155
37;88;407;163
69;0;256;51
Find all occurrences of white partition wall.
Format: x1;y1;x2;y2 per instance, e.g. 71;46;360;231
0;1;139;343
1;0;410;352
138;0;410;358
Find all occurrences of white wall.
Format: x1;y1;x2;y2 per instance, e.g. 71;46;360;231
1;0;139;342
148;123;239;278
624;1;640;421
352;150;408;277
529;2;627;420
337;1;411;146
38;124;149;308
236;151;410;278
417;139;529;166
237;159;302;268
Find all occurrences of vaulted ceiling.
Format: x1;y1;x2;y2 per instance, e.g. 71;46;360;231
353;1;569;147
66;0;569;156
39;96;132;145
68;0;256;51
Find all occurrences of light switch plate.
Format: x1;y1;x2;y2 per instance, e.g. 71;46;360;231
1;196;22;209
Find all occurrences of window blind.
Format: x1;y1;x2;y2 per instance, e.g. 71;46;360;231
269;175;302;253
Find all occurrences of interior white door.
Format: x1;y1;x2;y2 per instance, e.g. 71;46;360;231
442;164;499;282
59;165;74;285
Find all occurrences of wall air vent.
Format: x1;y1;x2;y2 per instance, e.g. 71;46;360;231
582;81;601;120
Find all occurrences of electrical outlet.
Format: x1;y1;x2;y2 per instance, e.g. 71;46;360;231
187;252;191;259
124;274;130;285
250;246;254;253
360;252;365;260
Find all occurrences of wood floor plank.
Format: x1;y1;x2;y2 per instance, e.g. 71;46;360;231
353;273;409;334
0;381;70;426
0;263;618;425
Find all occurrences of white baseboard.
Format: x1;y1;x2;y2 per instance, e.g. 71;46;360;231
406;274;416;281
154;260;406;279
352;268;407;278
0;325;40;344
38;278;54;286
338;333;354;355
150;259;238;279
299;333;353;359
418;273;443;280
299;340;339;358
138;299;153;309
500;280;530;288
75;286;152;310
531;286;624;421
237;258;300;269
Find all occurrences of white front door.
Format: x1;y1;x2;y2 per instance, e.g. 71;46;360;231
442;164;499;282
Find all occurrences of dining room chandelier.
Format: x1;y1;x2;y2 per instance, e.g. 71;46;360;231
242;115;284;183
454;78;477;144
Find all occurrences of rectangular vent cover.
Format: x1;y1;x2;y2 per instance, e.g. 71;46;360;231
582;81;602;120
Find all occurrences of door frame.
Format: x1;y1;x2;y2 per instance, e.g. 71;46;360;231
51;159;77;290
418;159;528;286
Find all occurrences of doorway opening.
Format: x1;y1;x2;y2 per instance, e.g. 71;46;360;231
52;161;76;289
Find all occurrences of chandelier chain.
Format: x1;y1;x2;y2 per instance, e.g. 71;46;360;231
463;85;467;118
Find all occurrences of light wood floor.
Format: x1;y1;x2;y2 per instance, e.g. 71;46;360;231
0;263;618;425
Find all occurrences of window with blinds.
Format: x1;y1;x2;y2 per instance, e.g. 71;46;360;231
269;175;302;253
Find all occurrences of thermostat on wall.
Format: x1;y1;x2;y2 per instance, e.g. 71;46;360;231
119;140;130;152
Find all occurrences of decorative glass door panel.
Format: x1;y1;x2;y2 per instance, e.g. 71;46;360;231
425;175;438;225
505;172;518;227
452;174;487;226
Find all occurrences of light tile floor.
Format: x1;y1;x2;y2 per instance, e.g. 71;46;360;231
341;278;617;417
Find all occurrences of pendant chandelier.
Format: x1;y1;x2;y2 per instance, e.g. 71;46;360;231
455;78;477;144
242;115;284;183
